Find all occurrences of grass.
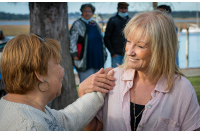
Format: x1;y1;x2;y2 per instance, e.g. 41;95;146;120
0;25;30;36
76;77;200;104
0;24;72;36
187;76;200;103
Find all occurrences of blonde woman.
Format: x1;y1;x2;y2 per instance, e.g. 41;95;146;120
85;10;200;131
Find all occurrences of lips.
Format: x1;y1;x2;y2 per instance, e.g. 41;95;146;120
129;58;139;61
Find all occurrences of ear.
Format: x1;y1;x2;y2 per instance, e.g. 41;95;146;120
34;71;44;83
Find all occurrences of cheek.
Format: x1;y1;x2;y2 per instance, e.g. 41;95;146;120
125;44;129;52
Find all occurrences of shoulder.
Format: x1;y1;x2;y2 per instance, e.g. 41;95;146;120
171;75;196;100
112;67;125;78
71;18;84;28
108;15;118;22
0;99;48;130
174;75;194;93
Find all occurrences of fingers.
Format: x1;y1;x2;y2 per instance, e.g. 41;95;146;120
104;67;113;74
97;74;115;81
95;77;115;87
107;70;114;76
94;81;113;90
97;68;104;74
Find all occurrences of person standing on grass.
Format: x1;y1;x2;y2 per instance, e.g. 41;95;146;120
104;2;130;68
69;4;107;83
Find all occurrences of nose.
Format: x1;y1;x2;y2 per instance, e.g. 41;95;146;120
126;44;135;56
122;9;127;13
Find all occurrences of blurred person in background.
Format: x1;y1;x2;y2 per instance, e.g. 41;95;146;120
104;2;130;68
0;30;10;45
69;3;107;83
0;30;9;98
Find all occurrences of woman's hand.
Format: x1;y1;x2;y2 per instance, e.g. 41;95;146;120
78;68;115;97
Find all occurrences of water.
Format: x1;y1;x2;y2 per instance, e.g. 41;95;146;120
1;19;198;25
178;32;200;68
0;21;30;25
4;21;200;70
0;20;74;25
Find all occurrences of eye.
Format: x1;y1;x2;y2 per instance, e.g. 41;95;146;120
138;45;144;48
125;39;131;43
136;44;144;49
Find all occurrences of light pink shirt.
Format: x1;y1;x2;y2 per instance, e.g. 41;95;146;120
96;67;200;131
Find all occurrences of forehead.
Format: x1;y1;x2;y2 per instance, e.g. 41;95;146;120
83;7;92;10
127;27;150;44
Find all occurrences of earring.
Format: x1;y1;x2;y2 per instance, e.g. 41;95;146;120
38;80;49;92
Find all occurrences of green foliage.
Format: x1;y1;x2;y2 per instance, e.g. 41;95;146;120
0;12;29;20
187;76;200;103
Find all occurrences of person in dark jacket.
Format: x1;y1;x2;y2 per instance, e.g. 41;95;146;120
104;2;130;68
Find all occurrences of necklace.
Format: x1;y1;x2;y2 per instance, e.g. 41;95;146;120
24;94;45;113
133;89;152;131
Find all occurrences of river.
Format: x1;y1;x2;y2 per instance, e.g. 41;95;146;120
2;21;200;71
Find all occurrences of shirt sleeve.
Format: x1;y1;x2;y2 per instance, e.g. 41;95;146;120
181;90;200;131
104;18;116;56
69;21;79;58
50;92;105;131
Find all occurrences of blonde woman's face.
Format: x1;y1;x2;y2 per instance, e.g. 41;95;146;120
125;38;151;71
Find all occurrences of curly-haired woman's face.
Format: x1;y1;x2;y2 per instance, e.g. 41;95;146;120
82;7;93;20
45;57;64;99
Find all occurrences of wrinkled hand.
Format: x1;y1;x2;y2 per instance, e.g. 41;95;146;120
78;68;115;97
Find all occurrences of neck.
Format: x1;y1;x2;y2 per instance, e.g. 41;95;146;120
135;70;156;84
4;91;49;113
24;92;47;113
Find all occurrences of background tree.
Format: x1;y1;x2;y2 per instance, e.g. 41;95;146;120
29;2;78;110
153;2;158;10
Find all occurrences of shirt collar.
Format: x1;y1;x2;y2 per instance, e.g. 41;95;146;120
121;69;136;81
154;75;170;93
121;69;170;93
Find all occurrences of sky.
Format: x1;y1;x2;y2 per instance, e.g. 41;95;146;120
0;1;200;15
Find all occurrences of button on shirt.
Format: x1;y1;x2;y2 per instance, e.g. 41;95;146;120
96;67;200;131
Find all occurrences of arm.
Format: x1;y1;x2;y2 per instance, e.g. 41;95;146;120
50;68;114;131
51;92;105;131
181;89;200;131
104;18;116;57
84;69;114;131
69;21;79;59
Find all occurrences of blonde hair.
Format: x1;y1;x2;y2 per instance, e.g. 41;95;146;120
120;10;184;91
0;34;61;94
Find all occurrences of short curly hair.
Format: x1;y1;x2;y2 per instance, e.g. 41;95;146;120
80;3;95;13
0;33;61;94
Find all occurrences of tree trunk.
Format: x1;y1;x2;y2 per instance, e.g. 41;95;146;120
152;2;158;10
29;2;78;110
